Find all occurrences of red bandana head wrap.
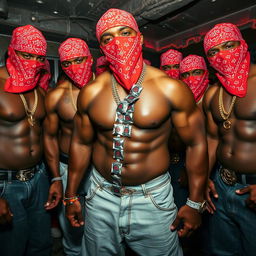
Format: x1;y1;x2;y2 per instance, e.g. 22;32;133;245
96;8;143;91
160;49;183;79
96;56;108;76
5;25;47;93
204;23;250;97
59;38;93;88
180;55;209;103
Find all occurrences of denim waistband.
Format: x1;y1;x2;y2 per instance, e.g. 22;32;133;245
0;161;43;182
91;166;170;196
218;165;256;185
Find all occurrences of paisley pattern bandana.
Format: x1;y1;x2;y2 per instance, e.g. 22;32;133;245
59;38;93;88
96;56;108;76
96;8;143;91
38;59;51;91
204;23;250;97
96;8;139;41
5;25;47;93
160;49;182;79
180;55;209;103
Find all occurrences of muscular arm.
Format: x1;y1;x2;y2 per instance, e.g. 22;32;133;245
44;92;60;178
171;81;208;202
203;86;219;174
65;89;95;198
43;91;63;209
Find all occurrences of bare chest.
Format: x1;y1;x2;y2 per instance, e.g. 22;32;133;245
211;85;256;123
0;89;45;124
89;87;170;131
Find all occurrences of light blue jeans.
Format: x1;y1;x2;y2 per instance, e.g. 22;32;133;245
59;161;91;256
82;166;183;256
0;162;52;256
204;166;256;256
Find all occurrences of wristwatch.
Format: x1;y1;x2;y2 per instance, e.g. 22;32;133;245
186;198;207;213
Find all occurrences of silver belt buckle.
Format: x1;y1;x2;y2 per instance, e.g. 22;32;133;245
112;186;135;196
220;168;237;186
16;169;35;182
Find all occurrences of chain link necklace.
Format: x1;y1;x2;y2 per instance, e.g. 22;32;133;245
111;64;146;105
69;73;96;111
19;89;38;127
218;87;237;129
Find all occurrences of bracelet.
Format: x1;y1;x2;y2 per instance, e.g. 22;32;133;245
63;196;79;206
51;177;62;183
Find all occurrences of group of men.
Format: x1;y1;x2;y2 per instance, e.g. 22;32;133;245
0;7;255;256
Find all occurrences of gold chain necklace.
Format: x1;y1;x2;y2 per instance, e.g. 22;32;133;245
111;64;146;105
19;89;38;127
69;73;96;111
218;87;236;129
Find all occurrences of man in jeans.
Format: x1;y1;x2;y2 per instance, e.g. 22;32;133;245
44;38;94;255
65;8;208;256
203;23;256;255
0;25;51;256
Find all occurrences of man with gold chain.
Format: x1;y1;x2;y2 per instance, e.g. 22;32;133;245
0;25;52;256
44;38;94;256
203;23;256;255
65;9;208;256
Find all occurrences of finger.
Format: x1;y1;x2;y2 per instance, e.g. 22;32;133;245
236;186;250;195
206;195;216;212
170;216;180;231
67;214;81;227
178;225;190;238
77;211;85;226
209;183;218;198
206;204;214;214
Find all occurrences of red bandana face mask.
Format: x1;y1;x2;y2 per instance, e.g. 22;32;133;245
208;41;250;97
164;69;180;79
5;47;45;93
38;60;51;91
204;23;250;97
62;56;93;89
96;56;108;76
101;34;143;91
182;72;209;102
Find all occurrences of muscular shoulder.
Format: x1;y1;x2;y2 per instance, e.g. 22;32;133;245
45;83;67;112
77;71;111;111
146;66;195;111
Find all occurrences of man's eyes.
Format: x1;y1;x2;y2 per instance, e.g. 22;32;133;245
121;31;131;36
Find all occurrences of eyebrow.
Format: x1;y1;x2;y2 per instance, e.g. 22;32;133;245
100;26;130;41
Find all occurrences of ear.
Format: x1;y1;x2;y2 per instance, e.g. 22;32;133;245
140;34;144;45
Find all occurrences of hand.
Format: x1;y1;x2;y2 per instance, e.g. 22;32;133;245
0;198;13;225
170;205;202;238
205;179;218;214
66;200;84;227
44;181;63;210
236;185;256;212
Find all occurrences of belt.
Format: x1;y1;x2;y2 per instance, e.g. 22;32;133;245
59;152;69;164
219;167;256;186
92;171;170;197
0;163;41;182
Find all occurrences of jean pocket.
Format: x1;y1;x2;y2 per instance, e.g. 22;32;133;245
85;181;101;202
148;180;176;211
0;181;6;198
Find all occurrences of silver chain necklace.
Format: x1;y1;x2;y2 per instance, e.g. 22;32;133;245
111;63;146;105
